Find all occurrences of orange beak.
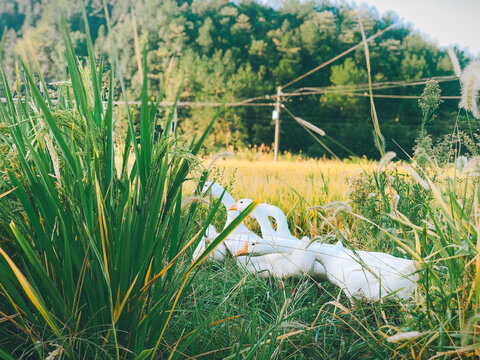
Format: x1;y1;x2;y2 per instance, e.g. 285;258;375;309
228;204;237;211
235;242;249;256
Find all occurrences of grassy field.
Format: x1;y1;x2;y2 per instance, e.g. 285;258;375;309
172;149;480;359
1;19;479;359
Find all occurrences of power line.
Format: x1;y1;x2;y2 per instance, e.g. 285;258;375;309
281;91;461;100
281;24;395;90
0;97;275;108
295;75;458;93
257;76;460;102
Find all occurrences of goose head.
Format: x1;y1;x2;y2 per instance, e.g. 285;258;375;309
229;198;261;219
202;181;236;210
229;198;252;211
234;240;276;257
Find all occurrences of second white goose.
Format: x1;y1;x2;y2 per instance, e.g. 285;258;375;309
231;199;328;280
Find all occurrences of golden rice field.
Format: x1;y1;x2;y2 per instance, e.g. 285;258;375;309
216;158;372;203
206;157;376;238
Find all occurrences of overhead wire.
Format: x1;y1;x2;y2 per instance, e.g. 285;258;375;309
265;76;460;102
281;24;395;90
294;76;458;94
281;91;461;100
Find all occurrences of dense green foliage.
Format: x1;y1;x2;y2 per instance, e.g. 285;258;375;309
0;0;470;158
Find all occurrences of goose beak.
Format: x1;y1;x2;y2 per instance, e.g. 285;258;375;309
228;204;238;211
235;242;249;256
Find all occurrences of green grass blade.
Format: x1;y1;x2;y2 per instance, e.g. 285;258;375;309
104;66;115;212
189;200;258;271
18;58;77;175
80;0;102;128
140;44;151;178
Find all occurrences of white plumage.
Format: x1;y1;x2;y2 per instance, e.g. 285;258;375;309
193;185;418;302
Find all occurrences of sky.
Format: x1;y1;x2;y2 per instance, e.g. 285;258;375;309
350;0;480;57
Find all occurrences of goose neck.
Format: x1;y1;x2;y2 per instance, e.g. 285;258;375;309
252;207;276;238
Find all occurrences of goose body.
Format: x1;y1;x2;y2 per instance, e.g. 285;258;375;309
294;243;418;302
192;225;228;263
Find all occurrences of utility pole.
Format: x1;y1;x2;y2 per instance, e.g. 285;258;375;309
273;86;282;162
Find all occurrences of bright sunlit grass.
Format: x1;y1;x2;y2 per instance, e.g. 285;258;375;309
217;157;372;204
201;156;374;237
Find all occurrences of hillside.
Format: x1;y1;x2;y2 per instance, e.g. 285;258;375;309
0;0;468;158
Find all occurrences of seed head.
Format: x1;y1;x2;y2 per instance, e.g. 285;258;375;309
459;61;480;119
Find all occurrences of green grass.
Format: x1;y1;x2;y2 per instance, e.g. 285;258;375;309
163;258;416;359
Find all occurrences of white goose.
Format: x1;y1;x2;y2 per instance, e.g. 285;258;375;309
231;199;328;280
235;237;315;278
201;182;262;255
232;200;417;302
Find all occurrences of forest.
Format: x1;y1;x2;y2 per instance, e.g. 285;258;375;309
0;0;470;158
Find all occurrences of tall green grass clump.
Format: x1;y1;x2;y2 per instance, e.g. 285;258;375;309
395;84;480;357
0;12;255;360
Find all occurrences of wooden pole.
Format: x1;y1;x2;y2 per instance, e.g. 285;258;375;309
273;86;281;162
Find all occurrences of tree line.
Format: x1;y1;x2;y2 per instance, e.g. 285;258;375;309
0;0;471;158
